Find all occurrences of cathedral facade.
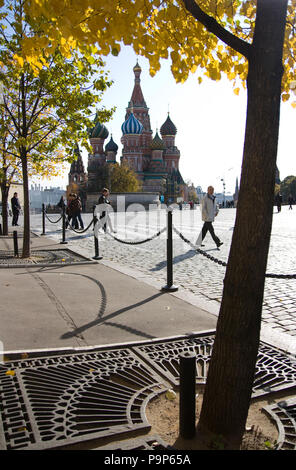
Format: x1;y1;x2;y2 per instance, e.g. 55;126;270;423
68;62;186;208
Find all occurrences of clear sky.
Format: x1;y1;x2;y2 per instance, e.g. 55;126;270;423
39;45;296;196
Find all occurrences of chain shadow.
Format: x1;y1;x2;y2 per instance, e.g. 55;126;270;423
60;290;164;340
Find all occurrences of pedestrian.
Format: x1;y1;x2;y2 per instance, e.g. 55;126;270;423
69;194;84;229
11;192;21;226
197;185;223;249
275;192;282;212
65;193;75;228
97;188;115;233
288;194;294;210
57;195;66;213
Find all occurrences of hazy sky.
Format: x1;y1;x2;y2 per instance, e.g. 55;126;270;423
39;45;296;195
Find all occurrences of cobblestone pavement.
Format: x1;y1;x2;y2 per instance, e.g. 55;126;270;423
29;206;296;338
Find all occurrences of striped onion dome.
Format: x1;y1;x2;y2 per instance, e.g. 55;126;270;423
121;112;143;135
88;120;109;139
105;135;118;152
160;113;177;136
151;131;165;150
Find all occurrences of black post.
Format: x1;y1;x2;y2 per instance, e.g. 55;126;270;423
41;203;45;235
93;209;102;260
13;230;19;257
179;352;196;439
60;204;68;244
0;223;2;235
161;208;178;292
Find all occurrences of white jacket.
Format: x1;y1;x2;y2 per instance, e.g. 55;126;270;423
201;194;219;222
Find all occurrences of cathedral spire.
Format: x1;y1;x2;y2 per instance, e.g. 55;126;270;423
128;61;147;109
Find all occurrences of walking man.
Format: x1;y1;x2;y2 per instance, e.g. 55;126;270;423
11;192;21;226
198;186;223;249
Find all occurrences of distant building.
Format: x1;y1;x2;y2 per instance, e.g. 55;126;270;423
29;184;65;211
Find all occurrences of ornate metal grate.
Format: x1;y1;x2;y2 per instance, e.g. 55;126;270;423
1;332;296;450
0;349;166;450
0;249;94;266
133;334;296;397
98;435;170;450
263;398;296;450
133;333;214;386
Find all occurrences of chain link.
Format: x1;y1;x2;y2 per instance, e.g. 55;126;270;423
107;227;166;245
44;212;63;224
172;225;296;278
66;218;94;234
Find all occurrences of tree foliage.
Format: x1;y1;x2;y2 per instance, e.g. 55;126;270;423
280;175;296;201
110;163;141;193
24;0;296;102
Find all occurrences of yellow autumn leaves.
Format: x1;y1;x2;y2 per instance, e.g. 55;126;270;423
16;0;296;105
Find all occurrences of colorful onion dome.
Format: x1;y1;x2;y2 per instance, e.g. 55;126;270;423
121;112;143;135
89;120;109;139
151;131;165;150
105;135;118;152
160;113;177;136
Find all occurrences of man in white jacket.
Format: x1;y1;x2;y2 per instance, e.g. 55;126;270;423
199;186;223;249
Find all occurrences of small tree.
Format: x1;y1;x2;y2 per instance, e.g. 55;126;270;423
0;0;114;256
109;163;141;193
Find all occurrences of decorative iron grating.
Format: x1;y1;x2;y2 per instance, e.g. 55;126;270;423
133;333;214;386
98;435;170;450
263;398;296;450
1;332;296;450
0;249;94;266
133;334;296;397
0;349;166;450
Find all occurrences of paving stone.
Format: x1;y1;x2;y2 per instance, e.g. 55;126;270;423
28;209;296;339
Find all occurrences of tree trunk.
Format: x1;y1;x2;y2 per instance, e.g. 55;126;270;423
1;183;9;235
196;0;288;449
21;150;30;258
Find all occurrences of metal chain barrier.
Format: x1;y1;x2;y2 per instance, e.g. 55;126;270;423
172;225;296;278
66;217;94;234
44;212;63;224
106;226;166;245
172;225;227;267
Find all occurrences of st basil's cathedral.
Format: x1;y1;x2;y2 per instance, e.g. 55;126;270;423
68;62;186;209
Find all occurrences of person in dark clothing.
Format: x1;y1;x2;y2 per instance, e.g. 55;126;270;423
288;194;294;210
275;192;282;212
11;192;21;226
71;195;84;229
57;195;66;212
67;193;84;229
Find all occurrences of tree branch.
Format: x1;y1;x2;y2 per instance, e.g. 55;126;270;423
182;0;252;59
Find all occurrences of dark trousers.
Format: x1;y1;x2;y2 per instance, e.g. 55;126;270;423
202;221;220;246
12;210;19;226
72;212;84;229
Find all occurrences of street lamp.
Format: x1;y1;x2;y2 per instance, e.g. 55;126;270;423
221;178;226;207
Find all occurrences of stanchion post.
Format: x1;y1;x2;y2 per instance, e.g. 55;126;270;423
179;352;196;439
41;203;46;235
93;208;103;260
60;204;68;244
161;208;178;292
0;223;2;235
13;230;19;257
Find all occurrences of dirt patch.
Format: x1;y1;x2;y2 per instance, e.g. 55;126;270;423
146;386;290;450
